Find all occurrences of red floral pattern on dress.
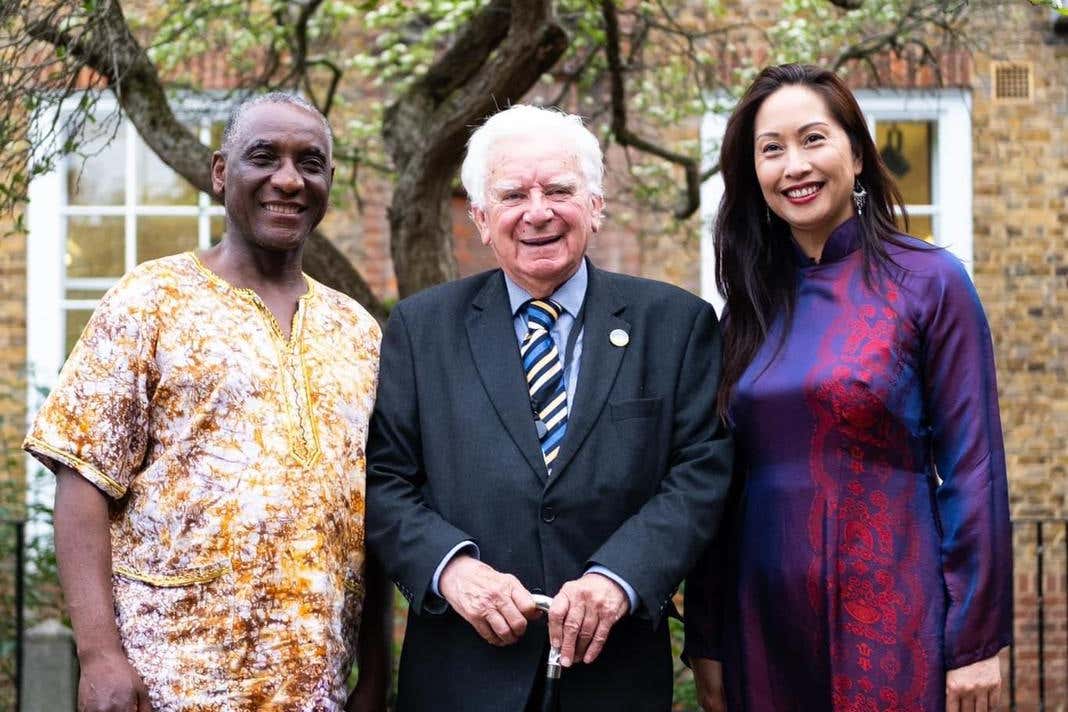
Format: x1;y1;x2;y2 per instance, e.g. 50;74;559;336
805;263;929;711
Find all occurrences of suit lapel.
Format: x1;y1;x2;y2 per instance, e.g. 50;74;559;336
465;271;549;483
550;264;629;482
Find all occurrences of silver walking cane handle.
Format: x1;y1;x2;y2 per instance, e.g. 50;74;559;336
532;594;562;678
532;593;562;712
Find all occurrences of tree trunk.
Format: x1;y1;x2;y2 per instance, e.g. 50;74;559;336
25;0;386;317
382;0;569;298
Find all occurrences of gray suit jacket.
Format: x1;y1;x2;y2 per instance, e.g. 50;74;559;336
365;262;733;711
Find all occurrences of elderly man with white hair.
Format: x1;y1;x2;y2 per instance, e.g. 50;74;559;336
366;104;733;711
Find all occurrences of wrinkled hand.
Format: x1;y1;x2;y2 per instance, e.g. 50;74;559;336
548;572;629;667
692;657;726;712
439;554;539;646
78;649;153;712
947;655;1002;712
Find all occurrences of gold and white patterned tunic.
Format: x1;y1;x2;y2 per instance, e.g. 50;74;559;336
25;253;381;711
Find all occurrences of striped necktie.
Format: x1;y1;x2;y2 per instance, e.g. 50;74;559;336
521;299;568;472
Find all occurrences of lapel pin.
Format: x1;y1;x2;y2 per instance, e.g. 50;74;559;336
609;329;629;347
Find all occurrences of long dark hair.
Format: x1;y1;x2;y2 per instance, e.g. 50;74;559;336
715;63;913;417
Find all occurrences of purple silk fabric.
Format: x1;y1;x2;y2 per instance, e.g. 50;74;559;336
685;218;1012;711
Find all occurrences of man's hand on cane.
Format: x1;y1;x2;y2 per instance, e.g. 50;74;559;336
548;572;629;667
439;554;541;646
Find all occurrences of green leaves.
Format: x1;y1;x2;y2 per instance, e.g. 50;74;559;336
1028;0;1067;15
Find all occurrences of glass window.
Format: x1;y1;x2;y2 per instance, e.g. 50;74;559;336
137;135;199;206
210;121;225;152
50;110;228;363
896;214;933;243
67;125;126;206
211;215;227;246
65;288;109;301
877;121;932;205
873;120;936;243
137;216;199;263
64;309;95;357
66;216;124;278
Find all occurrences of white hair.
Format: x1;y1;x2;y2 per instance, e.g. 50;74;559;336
460;105;604;209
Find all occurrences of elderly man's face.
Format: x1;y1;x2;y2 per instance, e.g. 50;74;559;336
211;103;333;253
473;137;603;297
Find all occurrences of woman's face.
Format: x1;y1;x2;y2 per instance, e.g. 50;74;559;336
753;85;861;248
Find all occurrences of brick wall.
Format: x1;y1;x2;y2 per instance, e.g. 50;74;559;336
970;5;1068;521
0;211;26;498
969;6;1068;708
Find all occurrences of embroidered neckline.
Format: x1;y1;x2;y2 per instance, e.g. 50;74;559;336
186;251;315;346
186;252;314;304
185;251;321;467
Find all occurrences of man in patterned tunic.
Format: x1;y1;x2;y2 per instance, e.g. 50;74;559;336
24;94;388;711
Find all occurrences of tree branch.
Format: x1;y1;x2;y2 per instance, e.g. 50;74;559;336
417;0;513;102
287;0;325;88
23;0;384;315
382;0;569;296
27;3;212;192
601;0;701;219
548;46;602;108
305;56;343;116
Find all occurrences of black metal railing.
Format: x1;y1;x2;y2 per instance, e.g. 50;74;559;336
1009;517;1068;711
1;518;25;712
0;517;1064;711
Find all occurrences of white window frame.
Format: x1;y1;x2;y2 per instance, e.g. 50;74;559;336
854;89;973;269
700;89;973;312
25;94;226;525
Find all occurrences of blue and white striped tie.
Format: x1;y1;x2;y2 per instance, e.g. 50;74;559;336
521;299;568;472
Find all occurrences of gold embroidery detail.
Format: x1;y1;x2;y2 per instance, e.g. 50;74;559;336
24;436;126;498
23;253;378;705
188;253;322;465
114;563;230;586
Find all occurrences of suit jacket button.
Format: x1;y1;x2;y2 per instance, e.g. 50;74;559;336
541;506;556;523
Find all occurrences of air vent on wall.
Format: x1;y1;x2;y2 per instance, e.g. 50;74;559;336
992;62;1034;103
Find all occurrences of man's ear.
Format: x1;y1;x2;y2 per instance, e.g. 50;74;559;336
590;195;605;233
472;206;491;246
211;151;226;201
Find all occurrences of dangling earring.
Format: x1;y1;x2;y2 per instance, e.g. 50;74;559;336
852;179;868;216
765;205;772;225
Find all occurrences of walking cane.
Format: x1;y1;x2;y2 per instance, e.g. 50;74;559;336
532;594;562;712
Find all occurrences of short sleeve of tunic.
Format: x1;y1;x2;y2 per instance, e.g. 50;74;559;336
25;268;158;498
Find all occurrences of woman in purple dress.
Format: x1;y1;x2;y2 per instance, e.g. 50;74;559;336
684;64;1012;712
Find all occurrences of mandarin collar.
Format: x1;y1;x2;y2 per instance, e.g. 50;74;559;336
790;216;861;267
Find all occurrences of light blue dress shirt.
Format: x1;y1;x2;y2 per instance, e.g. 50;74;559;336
431;260;639;613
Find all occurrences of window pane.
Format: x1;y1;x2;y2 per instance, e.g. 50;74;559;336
895;213;933;242
136;134;198;206
65;309;95;358
67;216;124;278
210;215;227;246
67;124;126;206
65;288;109;301
137;216;198;263
210;121;225;152
876;121;932;205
